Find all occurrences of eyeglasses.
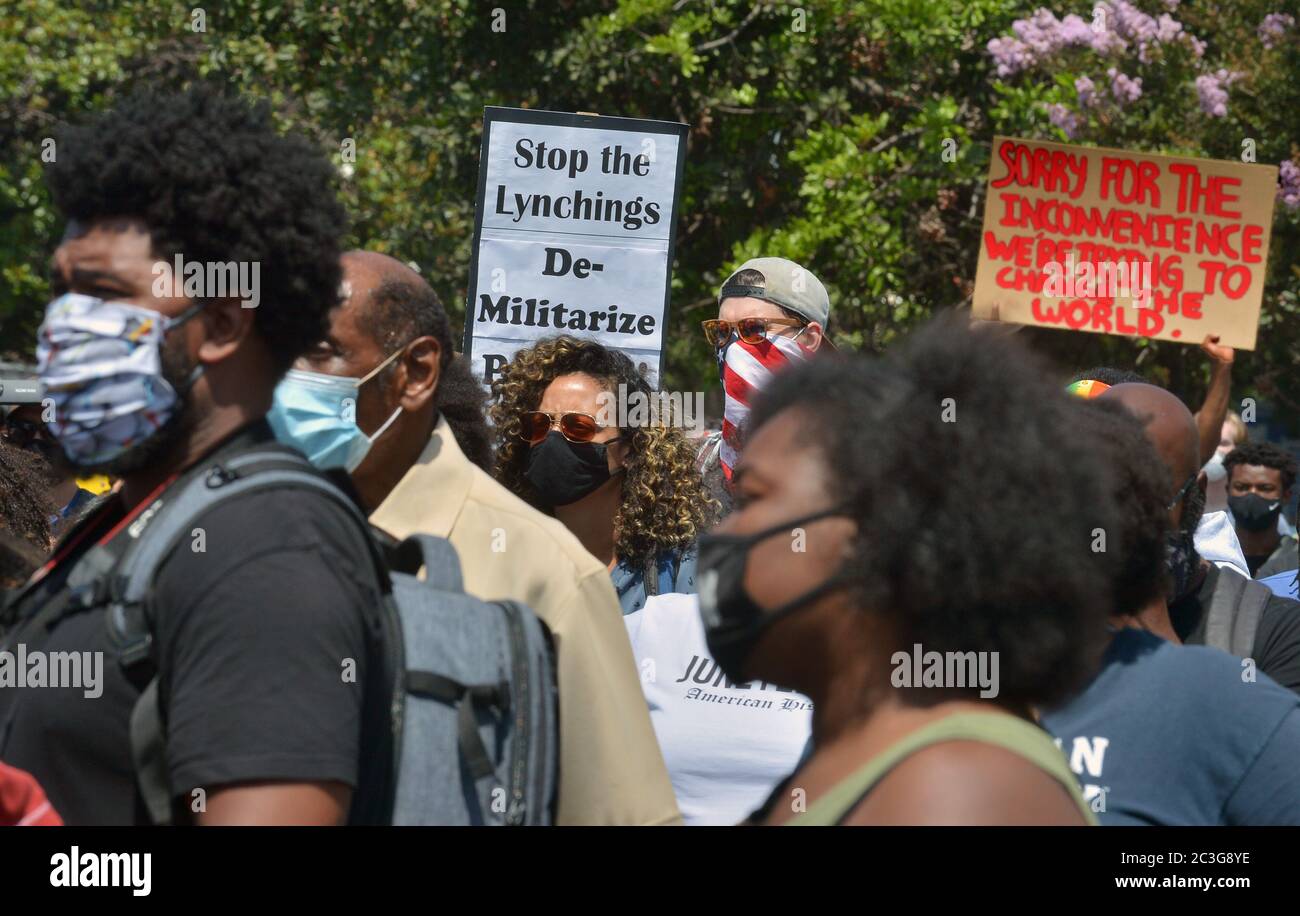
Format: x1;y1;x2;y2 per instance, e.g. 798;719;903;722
519;411;614;445
701;317;805;350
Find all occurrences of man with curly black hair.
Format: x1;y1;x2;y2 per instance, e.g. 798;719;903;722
0;84;390;826
1224;441;1298;577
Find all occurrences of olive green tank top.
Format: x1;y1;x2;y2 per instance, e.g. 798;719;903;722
786;711;1096;826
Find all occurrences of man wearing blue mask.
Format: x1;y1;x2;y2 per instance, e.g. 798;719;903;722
267;250;681;826
0;86;389;825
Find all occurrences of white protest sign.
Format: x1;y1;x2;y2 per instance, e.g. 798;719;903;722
464;107;688;388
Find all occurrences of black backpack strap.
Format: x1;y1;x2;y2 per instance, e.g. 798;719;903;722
497;600;533;826
103;447;396;824
405;670;509;782
1206;567;1269;658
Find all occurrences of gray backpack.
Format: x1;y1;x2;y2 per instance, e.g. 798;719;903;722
98;445;558;825
1203;565;1270;659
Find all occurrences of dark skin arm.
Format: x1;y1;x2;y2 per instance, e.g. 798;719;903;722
841;741;1090;826
195;781;351;826
1194;334;1234;467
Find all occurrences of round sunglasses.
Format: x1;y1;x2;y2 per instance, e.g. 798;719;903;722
701;316;805;350
519;411;618;445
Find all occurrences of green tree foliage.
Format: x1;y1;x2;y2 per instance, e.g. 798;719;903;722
1;0;1296;422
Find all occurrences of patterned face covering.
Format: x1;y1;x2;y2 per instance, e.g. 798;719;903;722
36;293;202;468
717;331;813;480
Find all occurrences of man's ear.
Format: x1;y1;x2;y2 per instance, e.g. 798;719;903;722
395;336;441;412
799;321;824;351
195;297;257;365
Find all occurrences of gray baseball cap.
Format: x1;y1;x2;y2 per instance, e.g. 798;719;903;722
718;257;831;331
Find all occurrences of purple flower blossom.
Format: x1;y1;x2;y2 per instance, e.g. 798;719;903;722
1046;103;1082;139
1259;13;1295;49
1279;160;1300;210
1014;9;1070;57
1107;67;1143;105
988;36;1034;77
1195;69;1240;118
1155;14;1183;43
1057;13;1094;47
1075;75;1099;107
988;3;1206;80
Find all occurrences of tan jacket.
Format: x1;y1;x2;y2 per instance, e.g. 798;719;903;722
370;418;681;825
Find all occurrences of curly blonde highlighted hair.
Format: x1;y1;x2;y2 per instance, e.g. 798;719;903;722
490;336;716;565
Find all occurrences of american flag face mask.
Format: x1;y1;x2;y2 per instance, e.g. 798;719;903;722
717;331;814;481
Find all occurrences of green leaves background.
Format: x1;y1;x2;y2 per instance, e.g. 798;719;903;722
2;0;1296;423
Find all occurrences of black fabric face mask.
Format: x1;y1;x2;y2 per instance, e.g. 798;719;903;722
524;431;619;508
697;504;852;683
1228;493;1283;532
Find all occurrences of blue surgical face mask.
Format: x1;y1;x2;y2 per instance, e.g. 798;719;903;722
266;348;404;472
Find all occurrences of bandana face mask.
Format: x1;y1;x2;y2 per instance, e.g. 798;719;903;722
717;330;813;481
35;293;203;469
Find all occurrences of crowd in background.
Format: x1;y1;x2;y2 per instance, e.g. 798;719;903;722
1;84;1298;827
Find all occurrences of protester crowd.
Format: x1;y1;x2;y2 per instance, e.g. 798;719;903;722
1;84;1298;827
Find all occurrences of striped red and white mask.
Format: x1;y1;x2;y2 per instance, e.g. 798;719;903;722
719;332;813;480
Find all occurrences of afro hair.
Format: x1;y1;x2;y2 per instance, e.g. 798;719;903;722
747;313;1121;710
45;83;348;373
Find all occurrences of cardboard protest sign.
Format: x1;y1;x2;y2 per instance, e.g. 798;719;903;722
464;107;688;388
973;136;1278;350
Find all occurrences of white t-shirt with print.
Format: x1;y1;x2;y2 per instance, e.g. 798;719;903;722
625;593;813;826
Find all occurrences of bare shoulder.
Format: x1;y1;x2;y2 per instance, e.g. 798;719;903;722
842;739;1088;826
